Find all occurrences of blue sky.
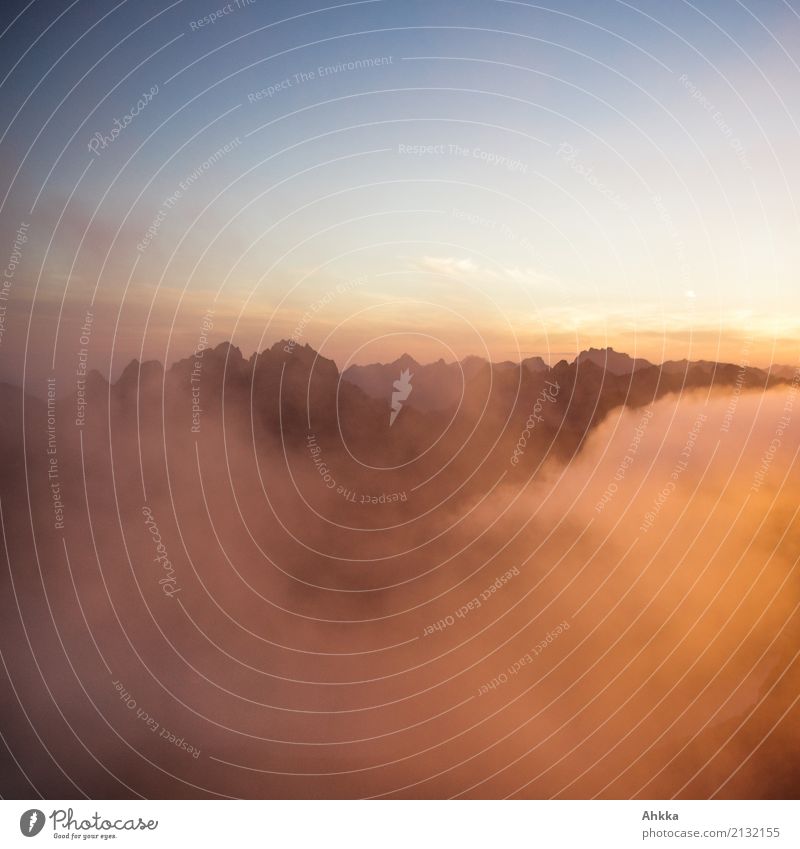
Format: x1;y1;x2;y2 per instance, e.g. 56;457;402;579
1;0;799;382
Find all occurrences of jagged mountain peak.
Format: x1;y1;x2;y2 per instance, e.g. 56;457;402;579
576;346;652;375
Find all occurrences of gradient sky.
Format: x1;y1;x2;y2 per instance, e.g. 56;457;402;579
1;0;799;387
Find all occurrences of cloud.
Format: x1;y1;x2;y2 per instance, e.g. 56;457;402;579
413;255;555;287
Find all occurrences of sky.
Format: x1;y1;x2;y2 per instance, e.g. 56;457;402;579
1;0;799;387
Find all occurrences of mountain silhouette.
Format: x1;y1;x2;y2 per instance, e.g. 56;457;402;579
0;342;790;501
575;346;652;375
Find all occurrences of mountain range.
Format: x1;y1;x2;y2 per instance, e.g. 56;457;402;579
1;343;792;501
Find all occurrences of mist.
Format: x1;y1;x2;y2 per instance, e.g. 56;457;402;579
1;346;798;799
